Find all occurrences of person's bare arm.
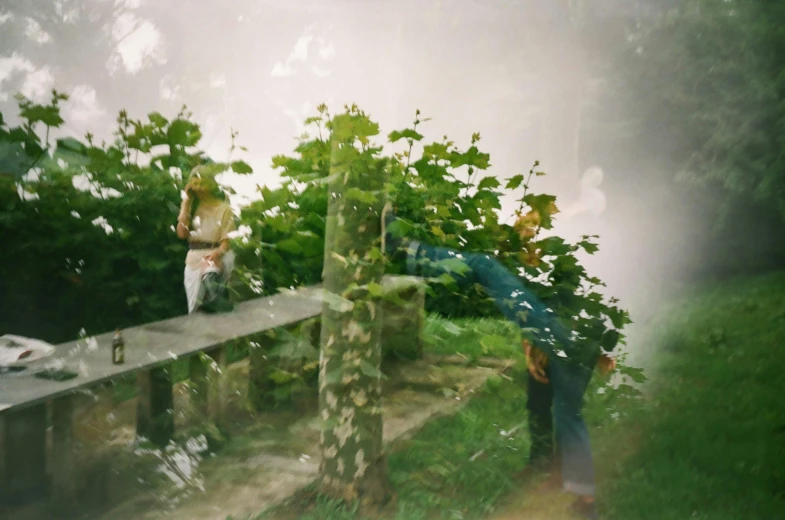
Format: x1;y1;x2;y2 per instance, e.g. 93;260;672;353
597;353;617;376
523;339;549;384
176;195;192;239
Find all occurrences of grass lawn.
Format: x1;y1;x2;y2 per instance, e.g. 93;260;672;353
257;270;785;520
255;316;530;520
255;316;632;520
590;270;785;519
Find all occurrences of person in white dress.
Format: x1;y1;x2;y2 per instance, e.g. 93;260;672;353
176;165;236;314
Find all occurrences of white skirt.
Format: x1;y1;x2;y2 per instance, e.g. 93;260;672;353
184;251;236;314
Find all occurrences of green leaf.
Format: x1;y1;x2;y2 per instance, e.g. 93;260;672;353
476;176;501;190
601;329;621;351
366;281;385;298
231;160;253;174
536;236;572;256
0;141;37;179
269;369;297;384
432;257;472;276
275;238;303;254
578;239;599;255
54;137;90;166
331;113;380;142
505;174;525;190
449;146;490;169
422;142;450;160
167;119;201;147
345;187;378;205
388;128;424;143
260;185;292;211
20;103;64;127
148;112;169;127
269;336;318;360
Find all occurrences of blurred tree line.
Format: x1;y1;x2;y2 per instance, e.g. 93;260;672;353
587;0;785;278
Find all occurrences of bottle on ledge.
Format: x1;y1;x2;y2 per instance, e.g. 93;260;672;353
112;329;125;365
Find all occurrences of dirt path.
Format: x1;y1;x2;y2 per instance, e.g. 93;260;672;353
6;358;511;520
486;420;645;520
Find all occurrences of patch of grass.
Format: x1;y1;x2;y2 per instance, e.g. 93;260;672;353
594;270;785;519
423;314;523;361
257;316;532;520
260;369;532;520
258;312;643;520
385;367;530;519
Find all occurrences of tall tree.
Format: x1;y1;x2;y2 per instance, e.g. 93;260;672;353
317;106;391;506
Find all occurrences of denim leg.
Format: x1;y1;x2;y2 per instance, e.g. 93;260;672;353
549;356;597;497
407;242;572;357
527;364;555;465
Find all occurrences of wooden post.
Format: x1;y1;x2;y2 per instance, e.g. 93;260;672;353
136;366;174;447
50;395;75;515
0;404;47;505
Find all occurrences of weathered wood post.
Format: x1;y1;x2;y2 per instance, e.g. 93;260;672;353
317;108;392;506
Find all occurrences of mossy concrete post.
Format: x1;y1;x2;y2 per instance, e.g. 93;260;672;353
136;366;174;447
189;348;228;427
380;275;426;362
50;395;76;516
317;110;392;507
0;404;47;505
248;330;279;411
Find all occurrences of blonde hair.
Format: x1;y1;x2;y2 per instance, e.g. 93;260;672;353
187;164;225;200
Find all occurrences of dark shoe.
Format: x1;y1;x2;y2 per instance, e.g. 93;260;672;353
570;497;599;519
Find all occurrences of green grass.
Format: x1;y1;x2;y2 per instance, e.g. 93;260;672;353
274;373;532;520
594;270;785;519
259;270;785;520
257;315;533;520
257;314;638;520
422;315;523;360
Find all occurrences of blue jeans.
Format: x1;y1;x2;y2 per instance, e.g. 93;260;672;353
407;240;597;496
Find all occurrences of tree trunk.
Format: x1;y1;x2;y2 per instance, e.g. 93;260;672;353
317;109;392;507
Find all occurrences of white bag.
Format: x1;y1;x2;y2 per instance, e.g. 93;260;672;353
0;334;56;366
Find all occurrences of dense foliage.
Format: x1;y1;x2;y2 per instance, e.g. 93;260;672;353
0;91;253;343
237;104;631;361
1;94;630;366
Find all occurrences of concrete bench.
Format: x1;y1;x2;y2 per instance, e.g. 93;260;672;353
0;275;425;515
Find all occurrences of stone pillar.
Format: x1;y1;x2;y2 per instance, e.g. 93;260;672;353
0;404;47;505
136;366;174;447
247;330;278;411
189;349;228;427
380;276;426;361
50;395;75;515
